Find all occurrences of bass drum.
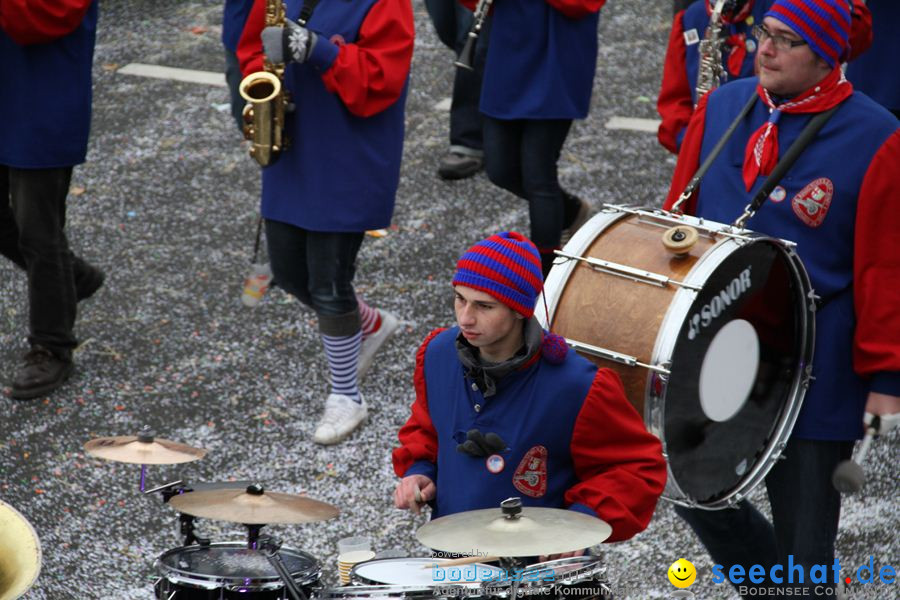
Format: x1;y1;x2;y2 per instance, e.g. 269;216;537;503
540;205;815;509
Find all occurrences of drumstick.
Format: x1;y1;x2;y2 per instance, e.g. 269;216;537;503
421;555;499;569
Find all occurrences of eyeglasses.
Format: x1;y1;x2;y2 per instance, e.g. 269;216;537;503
752;24;808;51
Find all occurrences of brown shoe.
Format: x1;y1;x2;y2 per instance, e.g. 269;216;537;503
9;345;74;400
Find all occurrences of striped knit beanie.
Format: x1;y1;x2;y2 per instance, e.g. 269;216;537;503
765;0;850;68
452;232;543;318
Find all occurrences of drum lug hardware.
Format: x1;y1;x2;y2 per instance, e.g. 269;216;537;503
554;250;701;291
565;338;671;374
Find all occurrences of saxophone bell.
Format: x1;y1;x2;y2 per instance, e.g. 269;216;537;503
239;70;287;167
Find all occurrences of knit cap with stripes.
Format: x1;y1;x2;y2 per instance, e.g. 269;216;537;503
452;231;544;318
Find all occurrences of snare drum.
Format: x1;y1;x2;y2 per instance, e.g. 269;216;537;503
352;557;504;588
541;206;815;509
154;542;320;599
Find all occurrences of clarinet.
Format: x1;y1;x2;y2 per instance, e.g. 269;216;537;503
455;0;493;71
695;0;727;102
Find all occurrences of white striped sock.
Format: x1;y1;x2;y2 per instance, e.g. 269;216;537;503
321;331;362;402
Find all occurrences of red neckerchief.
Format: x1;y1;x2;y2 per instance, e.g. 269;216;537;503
742;67;853;191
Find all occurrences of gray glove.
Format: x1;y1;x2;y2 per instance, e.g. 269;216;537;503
457;429;507;458
261;20;318;65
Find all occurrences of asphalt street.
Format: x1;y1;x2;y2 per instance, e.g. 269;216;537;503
1;1;896;599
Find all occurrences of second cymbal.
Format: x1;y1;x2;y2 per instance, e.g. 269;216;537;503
169;484;340;525
84;432;207;465
416;500;612;557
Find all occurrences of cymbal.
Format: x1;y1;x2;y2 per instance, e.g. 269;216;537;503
416;502;612;557
0;499;42;600
83;433;207;465
169;484;340;525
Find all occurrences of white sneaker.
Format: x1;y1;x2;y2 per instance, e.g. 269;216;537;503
358;309;400;379
313;394;368;445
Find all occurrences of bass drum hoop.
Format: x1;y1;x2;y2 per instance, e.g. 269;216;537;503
540;205;815;510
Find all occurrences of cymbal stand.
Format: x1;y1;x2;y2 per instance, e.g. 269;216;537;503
144;479;210;546
258;535;308;600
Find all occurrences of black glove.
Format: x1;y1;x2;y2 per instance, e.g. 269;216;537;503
457;429;507;457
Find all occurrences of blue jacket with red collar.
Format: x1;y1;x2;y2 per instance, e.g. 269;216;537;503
664;77;900;440
460;0;605;120
0;0;98;168
238;0;413;232
658;0;872;154
392;326;666;543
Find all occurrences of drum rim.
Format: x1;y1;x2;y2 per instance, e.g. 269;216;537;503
154;541;321;587
650;231;814;508
317;584;450;599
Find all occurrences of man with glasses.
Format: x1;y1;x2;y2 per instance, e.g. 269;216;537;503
662;1;899;597
657;0;871;154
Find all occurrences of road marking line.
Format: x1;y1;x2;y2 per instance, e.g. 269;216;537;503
118;63;226;87
605;116;660;133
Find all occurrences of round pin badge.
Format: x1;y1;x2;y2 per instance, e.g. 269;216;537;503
769;185;787;203
486;454;505;474
746;39;757;53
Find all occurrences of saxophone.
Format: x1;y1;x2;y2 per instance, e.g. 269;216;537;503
239;0;290;167
695;0;727;103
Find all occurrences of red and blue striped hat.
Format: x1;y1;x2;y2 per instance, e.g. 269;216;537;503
452;232;543;318
765;0;850;68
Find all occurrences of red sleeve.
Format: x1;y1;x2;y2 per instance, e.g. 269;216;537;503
657;10;694;155
459;0;477;11
662;92;709;213
847;0;873;62
853;130;900;377
391;329;446;477
237;0;266;76
565;369;666;542
320;0;415;117
545;0;606;20
0;0;93;45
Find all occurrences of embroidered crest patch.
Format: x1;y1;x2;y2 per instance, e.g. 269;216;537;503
791;178;833;227
512;446;548;498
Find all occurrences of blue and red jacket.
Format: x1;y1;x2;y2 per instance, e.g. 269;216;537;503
0;0;98;168
392;327;666;542
223;0;255;53
460;0;605;120
238;0;414;232
664;77;900;440
657;0;872;154
846;0;900;112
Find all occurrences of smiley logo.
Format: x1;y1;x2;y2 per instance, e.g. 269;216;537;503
668;558;696;588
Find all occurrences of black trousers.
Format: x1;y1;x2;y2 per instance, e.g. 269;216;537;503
0;166;85;359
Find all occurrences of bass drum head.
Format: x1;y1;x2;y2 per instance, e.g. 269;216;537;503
663;238;811;505
156;542;319;592
0;499;42;600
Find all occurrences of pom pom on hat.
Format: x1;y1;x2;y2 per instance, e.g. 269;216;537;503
452;232;544;318
765;0;850;67
541;332;568;365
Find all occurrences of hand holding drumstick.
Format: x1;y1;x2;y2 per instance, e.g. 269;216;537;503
393;474;435;515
